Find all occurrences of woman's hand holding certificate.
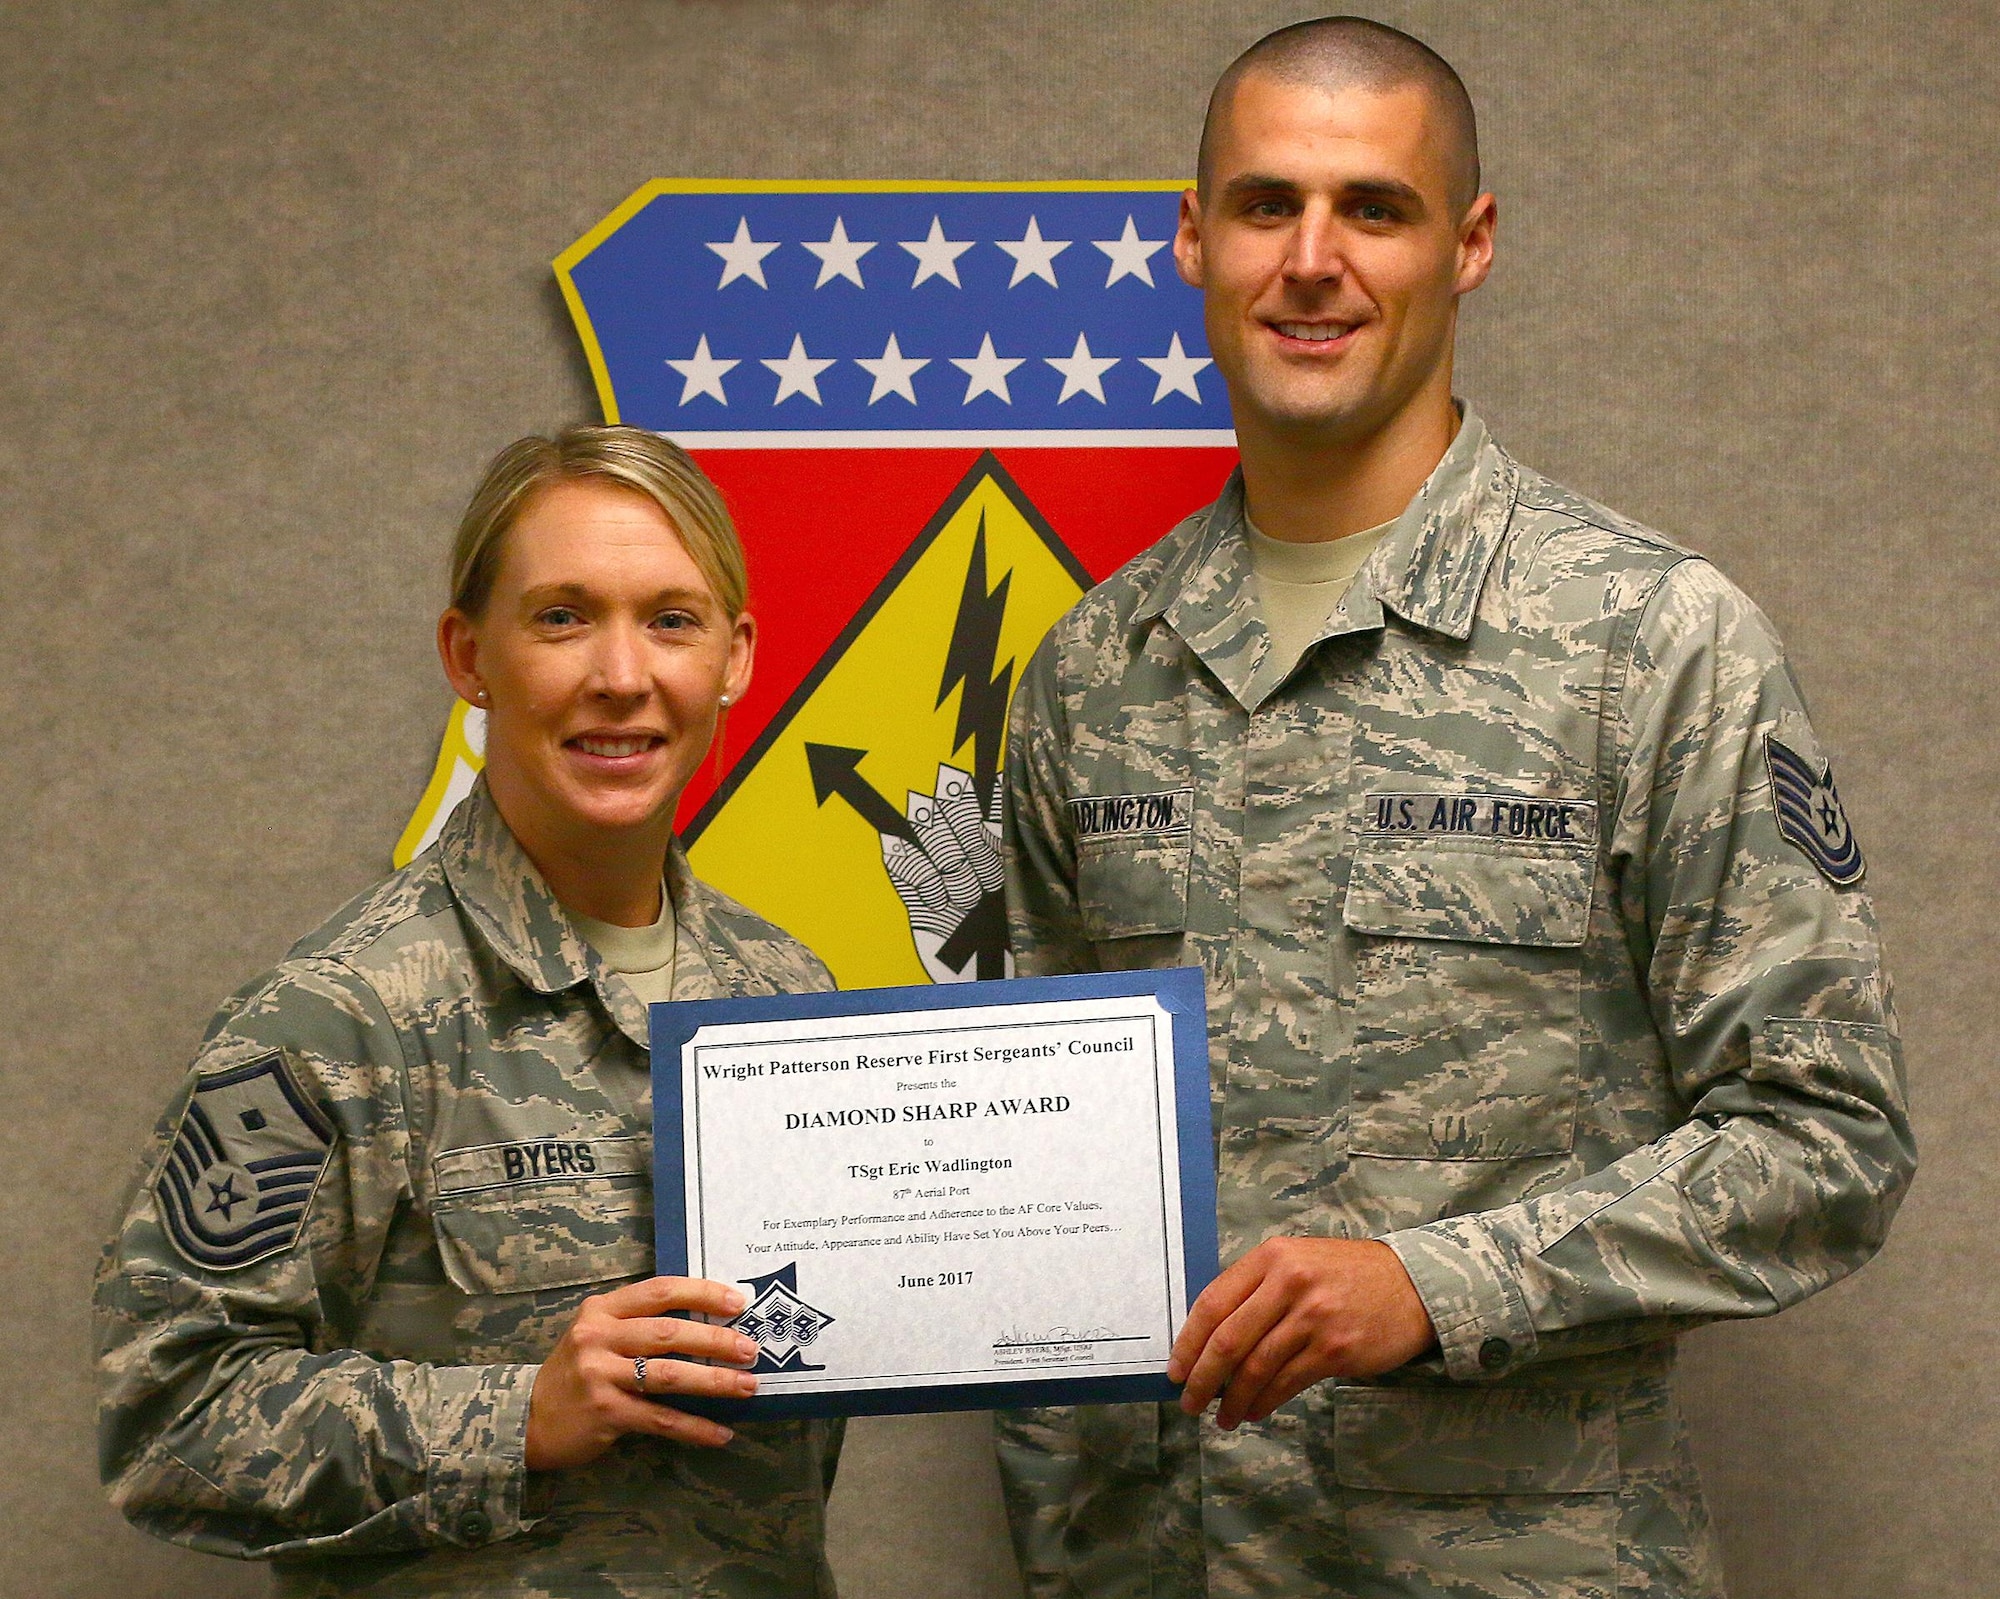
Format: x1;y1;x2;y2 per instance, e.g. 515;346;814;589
653;968;1218;1418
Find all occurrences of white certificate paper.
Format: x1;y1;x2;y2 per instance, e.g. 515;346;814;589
653;968;1216;1419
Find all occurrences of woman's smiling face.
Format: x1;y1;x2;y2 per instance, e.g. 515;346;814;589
440;476;754;862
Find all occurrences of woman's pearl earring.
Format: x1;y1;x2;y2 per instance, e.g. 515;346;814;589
718;693;732;707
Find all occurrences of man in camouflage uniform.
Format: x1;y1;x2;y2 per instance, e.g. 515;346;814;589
96;782;843;1597
996;17;1913;1599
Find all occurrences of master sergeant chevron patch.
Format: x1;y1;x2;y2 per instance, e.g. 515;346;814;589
155;1053;335;1271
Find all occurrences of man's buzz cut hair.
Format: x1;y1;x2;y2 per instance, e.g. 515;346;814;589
1196;16;1481;213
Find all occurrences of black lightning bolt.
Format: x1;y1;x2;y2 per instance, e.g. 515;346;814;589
936;512;1015;816
803;511;1019;983
932;515;1015;980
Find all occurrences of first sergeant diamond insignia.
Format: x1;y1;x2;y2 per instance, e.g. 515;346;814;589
1766;733;1865;886
155;1053;335;1271
733;1262;835;1372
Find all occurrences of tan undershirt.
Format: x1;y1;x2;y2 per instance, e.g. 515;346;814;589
572;893;682;1007
1245;513;1393;695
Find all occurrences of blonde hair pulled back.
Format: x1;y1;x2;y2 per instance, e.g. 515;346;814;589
449;425;747;620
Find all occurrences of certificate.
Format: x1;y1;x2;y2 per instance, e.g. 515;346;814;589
652;968;1217;1419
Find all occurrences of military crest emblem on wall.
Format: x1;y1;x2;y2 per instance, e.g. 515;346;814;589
399;181;1239;987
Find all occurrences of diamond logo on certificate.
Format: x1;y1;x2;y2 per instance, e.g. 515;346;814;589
654;968;1218;1419
735;1264;835;1372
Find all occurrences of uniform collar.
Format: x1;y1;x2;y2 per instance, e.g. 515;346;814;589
1359;408;1516;642
440;781;592;997
1132;409;1517;708
1130;472;1268;709
440;778;746;1047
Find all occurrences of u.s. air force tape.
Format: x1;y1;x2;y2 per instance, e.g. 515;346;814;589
156;1053;334;1271
1068;787;1194;840
1365;791;1599;848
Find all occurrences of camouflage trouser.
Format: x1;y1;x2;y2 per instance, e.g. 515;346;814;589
995;1350;1725;1599
995;1403;1205;1599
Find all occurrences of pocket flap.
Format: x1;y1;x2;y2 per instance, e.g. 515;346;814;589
1344;842;1592;948
431;1181;653;1296
1333;1386;1618;1495
1076;837;1191;940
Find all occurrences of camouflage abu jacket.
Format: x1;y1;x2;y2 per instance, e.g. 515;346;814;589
96;780;843;1599
996;412;1915;1599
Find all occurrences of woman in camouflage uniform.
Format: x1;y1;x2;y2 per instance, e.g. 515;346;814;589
95;427;845;1597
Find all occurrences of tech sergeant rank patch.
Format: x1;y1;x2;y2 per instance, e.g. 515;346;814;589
155;1053;335;1270
1765;732;1865;886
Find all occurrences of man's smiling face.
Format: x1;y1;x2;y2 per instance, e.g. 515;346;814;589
1175;73;1492;450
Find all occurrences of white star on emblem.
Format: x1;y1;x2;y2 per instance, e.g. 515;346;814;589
901;215;975;288
705;217;780;289
996;215;1072;288
951;333;1025;404
801;216;876;288
1045;331;1119;404
762;333;835;405
1139;331;1212;402
1093;215;1168;287
854;332;929;405
666;334;738;405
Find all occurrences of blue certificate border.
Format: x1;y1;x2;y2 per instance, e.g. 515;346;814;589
652;966;1216;1421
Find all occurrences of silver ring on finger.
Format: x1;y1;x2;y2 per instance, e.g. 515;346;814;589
633;1355;649;1390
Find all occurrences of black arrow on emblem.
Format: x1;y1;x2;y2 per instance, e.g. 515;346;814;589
804;743;919;843
936;888;1009;981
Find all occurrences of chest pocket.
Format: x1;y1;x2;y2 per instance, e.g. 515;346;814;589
1077;836;1192;944
430;1134;654;1295
1072;786;1195;947
1343;839;1591;1160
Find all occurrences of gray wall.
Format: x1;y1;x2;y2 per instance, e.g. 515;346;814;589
3;3;1992;1594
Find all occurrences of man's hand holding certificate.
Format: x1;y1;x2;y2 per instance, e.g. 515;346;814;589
653;969;1217;1418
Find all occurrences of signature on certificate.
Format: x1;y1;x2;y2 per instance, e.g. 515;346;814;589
992;1324;1118;1348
